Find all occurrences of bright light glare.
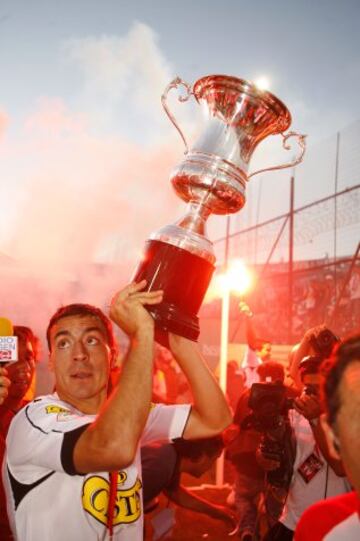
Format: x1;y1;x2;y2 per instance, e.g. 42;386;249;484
206;259;253;300
254;76;270;91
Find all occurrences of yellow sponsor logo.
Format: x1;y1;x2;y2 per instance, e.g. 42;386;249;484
45;405;71;414
82;471;142;526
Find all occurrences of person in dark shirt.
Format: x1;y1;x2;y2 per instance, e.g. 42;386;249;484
228;361;297;541
141;435;236;529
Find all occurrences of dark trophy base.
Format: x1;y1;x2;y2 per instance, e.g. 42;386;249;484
133;239;214;342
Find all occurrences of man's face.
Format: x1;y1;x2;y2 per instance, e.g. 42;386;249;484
6;336;35;401
325;360;360;496
258;342;272;362
49;315;112;413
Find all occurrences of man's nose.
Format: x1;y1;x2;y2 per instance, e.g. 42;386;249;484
72;341;88;361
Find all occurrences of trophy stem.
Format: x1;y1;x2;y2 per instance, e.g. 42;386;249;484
176;202;211;236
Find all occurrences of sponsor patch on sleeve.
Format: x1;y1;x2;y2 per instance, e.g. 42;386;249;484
45;405;71;415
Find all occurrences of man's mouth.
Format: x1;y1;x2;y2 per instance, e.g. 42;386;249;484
71;372;92;380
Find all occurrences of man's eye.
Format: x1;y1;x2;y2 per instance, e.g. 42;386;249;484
57;339;70;349
86;336;99;346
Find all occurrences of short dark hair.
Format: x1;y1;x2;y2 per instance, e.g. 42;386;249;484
46;303;116;357
14;325;35;344
173;435;224;461
257;361;285;383
14;325;39;360
322;334;360;427
256;339;271;350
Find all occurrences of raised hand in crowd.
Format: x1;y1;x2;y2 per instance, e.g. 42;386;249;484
0;367;11;405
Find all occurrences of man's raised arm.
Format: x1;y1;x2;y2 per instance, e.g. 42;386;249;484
74;281;163;473
169;335;232;440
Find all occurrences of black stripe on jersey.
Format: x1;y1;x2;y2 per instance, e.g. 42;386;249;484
8;468;55;510
61;424;90;475
178;405;192;439
25;405;48;434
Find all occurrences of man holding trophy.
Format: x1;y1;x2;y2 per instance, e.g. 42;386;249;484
4;74;305;541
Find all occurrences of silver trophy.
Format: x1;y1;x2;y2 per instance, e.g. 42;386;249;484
134;75;306;341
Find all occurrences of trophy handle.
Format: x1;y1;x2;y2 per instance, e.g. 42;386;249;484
161;77;193;154
248;131;307;179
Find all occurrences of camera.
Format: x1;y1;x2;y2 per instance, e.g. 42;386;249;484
244;382;294;431
309;328;339;359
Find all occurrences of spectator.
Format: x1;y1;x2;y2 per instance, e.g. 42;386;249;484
152;345;189;404
295;334;360;540
349;268;360;320
288;325;327;390
152;354;168;403
0;367;11;538
227;361;292;541
141;436;236;529
264;330;350;541
0;326;36;429
0;368;11;406
3;281;231;541
226;360;245;413
239;302;272;388
0;325;37;541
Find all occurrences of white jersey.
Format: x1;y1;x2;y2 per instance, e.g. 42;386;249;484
3;393;191;541
281;409;351;531
242;346;261;388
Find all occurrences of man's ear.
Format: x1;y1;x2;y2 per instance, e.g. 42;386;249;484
320;414;341;460
110;350;118;371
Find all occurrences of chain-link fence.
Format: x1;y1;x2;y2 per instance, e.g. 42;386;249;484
206;120;360;344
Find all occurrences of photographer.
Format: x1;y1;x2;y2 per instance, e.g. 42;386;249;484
264;328;350;541
229;361;295;541
288;324;333;390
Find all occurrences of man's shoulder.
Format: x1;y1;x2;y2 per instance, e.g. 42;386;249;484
8;394;88;436
15;394;72;418
295;492;358;540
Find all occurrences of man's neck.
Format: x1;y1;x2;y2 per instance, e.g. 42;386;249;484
55;390;106;415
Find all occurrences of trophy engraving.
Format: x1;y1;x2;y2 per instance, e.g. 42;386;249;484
134;75;306;341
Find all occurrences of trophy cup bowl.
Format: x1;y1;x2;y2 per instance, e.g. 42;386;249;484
133;75;306;342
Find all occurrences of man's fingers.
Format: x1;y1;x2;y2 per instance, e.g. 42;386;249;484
128;291;163;302
126;280;148;294
141;296;163;306
125;293;163;307
112;280;148;304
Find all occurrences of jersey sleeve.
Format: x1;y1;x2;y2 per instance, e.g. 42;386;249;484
6;398;92;477
141;403;191;446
